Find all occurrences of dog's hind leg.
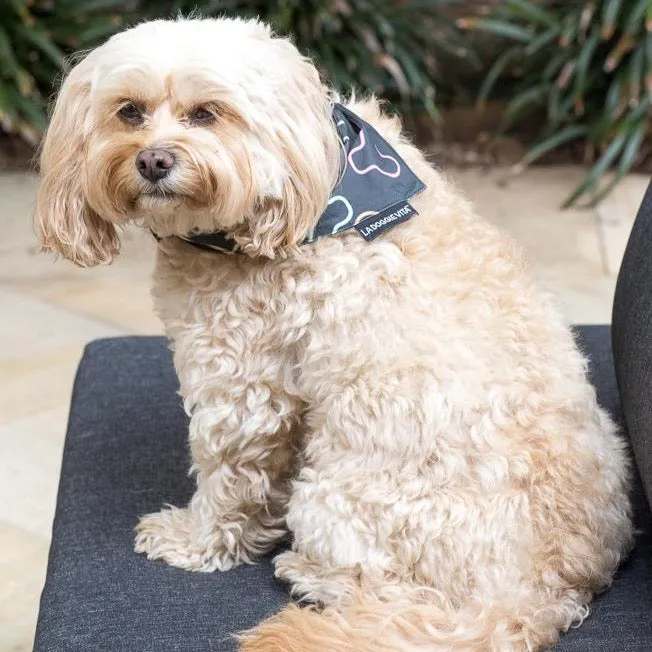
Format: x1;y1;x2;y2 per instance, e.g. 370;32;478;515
273;549;363;607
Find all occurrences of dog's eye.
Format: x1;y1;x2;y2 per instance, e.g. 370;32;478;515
188;106;216;126
118;102;144;124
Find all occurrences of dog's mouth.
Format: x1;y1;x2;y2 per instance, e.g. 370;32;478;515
137;186;184;205
141;186;178;199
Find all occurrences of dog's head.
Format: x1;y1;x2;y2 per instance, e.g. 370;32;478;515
35;18;340;265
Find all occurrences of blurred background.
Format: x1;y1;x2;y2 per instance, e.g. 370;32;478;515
1;1;650;650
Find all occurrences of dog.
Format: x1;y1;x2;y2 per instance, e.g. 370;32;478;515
35;17;632;651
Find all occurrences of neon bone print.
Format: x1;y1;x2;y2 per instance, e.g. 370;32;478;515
176;103;426;254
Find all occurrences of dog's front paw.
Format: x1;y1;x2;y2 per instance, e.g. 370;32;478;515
134;507;240;572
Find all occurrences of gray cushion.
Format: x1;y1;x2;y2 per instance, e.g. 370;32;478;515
34;327;652;651
613;182;652;511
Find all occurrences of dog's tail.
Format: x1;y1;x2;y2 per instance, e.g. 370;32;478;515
238;589;570;652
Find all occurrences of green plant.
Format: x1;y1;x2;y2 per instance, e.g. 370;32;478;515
462;0;652;207
0;0;131;143
0;0;64;143
133;0;475;118
1;0;475;142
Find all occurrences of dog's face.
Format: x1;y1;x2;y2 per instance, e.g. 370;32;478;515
36;18;340;266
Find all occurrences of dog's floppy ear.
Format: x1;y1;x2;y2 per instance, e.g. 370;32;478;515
35;60;119;267
234;40;340;259
239;141;332;259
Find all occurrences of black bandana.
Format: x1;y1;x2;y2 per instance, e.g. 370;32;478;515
176;103;426;254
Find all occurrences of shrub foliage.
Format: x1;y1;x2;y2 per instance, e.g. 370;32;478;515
462;0;652;206
0;0;469;142
1;0;650;204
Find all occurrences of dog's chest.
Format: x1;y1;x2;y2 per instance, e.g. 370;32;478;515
156;239;412;351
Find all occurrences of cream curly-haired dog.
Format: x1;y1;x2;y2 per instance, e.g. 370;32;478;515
36;16;632;652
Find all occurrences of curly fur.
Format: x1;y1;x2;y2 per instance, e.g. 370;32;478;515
36;17;633;651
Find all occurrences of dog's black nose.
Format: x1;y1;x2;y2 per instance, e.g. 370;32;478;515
135;148;175;182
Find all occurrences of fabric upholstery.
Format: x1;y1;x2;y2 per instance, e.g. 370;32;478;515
34;328;652;651
613;182;652;512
